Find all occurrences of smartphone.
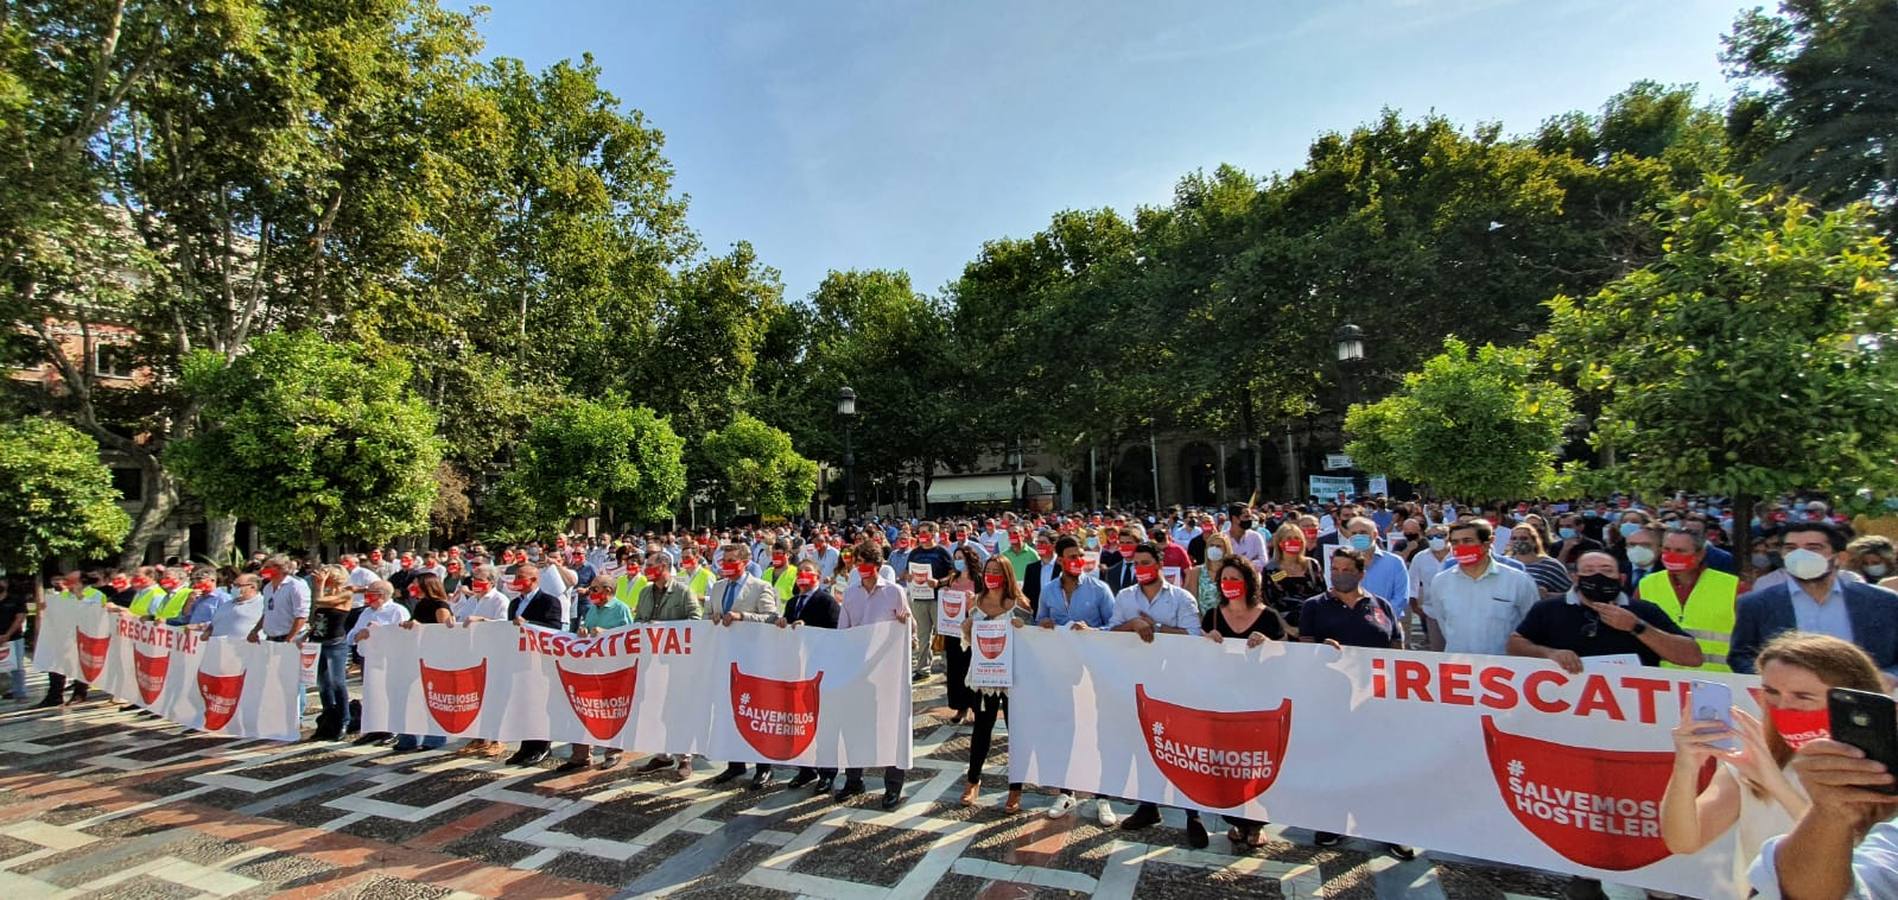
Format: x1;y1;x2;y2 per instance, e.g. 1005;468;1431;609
1689;680;1739;752
1829;688;1898;795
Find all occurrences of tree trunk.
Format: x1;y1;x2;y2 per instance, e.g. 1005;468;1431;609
117;458;179;569
206;515;237;565
1281;426;1299;501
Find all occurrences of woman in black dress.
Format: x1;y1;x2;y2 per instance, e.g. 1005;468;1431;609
1262;523;1322;637
1200;558;1282;850
393;574;454;753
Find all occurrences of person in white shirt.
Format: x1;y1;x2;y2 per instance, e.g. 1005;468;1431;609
1406;524;1453;650
248;556;310;643
342;554;379;609
452;565;508;623
1422;520;1540;655
1105;541;1209;847
346;580;409;644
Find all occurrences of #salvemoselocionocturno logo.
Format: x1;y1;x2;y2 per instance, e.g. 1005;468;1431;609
1133;684;1292;809
420;659;488;734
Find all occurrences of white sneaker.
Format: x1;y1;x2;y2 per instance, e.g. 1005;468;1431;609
1095;799;1119;826
1046;794;1077;819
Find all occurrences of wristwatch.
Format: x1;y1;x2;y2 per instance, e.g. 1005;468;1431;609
1631;620;1648;636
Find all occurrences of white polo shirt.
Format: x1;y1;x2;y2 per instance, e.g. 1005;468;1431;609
1107;581;1203;634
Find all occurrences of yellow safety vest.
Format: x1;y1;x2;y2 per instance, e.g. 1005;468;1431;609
614;573;648;614
765;565;798;601
684;566;711;598
155;586;193;620
128;586;166;616
1639;568;1739;672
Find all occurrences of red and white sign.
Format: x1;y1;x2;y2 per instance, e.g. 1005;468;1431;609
935;589;968;633
359;619;913;769
967;619;1013;689
1006;631;1758;897
34;595;303;739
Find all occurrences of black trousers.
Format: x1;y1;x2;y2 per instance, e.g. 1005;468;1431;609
42;673;87;702
943;636;974;712
967;692;1020;788
843;766;906;792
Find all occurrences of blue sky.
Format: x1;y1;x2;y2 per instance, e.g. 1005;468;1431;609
471;0;1756;302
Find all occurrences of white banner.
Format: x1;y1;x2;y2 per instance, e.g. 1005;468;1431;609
1308;474;1354;498
967;620;1013;689
359;619;913;768
34;596;304;740
1007;629;1756;897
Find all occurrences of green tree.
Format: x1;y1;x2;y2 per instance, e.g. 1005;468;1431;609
1542;175;1898;558
702;414;819;518
167;331;442;550
0;418;133;572
1724;0;1898;232
1344;338;1573;502
494;395;683;536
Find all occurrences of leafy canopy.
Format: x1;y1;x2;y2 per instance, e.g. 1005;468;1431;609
702;414;819;518
1345;338;1573;502
167;331;442;547
0;418;133;571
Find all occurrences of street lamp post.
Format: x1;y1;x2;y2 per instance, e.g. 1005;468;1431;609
1334;324;1366;497
837;387;858;520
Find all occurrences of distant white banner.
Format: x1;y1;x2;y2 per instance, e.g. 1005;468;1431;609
358;619;913;768
34;596;304;740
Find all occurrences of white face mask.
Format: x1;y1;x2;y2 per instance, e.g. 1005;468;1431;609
1626;546;1656;567
1784;548;1832;581
1206;547;1225;562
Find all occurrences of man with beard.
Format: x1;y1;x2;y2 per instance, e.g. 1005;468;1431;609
1731;521;1898;688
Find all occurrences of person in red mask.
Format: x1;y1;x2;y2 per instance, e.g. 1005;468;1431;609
1660;632;1886;895
630;552;705;780
776;559;840;791
1417;520;1539;656
706;543;783;790
502;563;565;766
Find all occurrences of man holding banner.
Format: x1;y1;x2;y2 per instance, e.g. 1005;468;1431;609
1107;541;1211;848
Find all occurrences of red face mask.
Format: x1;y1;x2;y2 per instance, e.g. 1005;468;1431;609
1452;543;1486;565
159;578;179;590
644;566;665;581
720;560;743;578
983;573;1005;590
110;577;129;590
589;590;610;604
1063;556;1087;576
1283;540;1305;555
1220;580;1246;600
771;552;787;566
1768;705;1831;749
795;573;820;591
896;539;912;550
502;553;516;564
856;564;877;579
682;558;698;570
370;553;383;563
470;580;491;593
447;564;462;574
1118;543;1136;557
510;577;532;593
1036;543;1053;559
1134;563;1160;585
1201;523;1215;535
407;585;422;598
1661;551;1697;573
193;580;216;593
342;560;357;571
132;576;153;589
401;557;414;568
448;550;461;559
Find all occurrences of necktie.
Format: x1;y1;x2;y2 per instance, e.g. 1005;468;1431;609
724;581;739;615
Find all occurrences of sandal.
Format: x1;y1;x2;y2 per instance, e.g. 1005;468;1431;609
960;783;980;806
1004;789;1022;813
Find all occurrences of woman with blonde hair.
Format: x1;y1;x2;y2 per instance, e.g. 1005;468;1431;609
1261;523;1321;637
1660;632;1885;896
308;564;354;741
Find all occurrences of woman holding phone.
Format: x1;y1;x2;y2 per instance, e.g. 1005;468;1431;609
1660;632;1885;895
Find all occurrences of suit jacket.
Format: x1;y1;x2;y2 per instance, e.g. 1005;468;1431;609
705;575;780;623
1023;559;1051;612
509;590;564;630
1730;580;1898;676
1101;561;1138;594
782;588;839;629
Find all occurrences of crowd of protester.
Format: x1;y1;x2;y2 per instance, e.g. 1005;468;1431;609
9;492;1897;899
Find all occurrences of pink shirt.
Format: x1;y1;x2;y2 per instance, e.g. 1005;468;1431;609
838;577;908;629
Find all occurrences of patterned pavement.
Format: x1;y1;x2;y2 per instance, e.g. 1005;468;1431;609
0;670;1659;899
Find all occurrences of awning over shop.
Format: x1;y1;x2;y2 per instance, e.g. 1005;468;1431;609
926;474;1017;504
1021;475;1056;497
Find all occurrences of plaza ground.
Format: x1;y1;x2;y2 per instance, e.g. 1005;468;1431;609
0;670;1660;899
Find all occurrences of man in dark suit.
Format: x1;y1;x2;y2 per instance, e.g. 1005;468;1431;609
1730;521;1898;687
1021;530;1057;614
778;561;841;791
506;562;568;766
